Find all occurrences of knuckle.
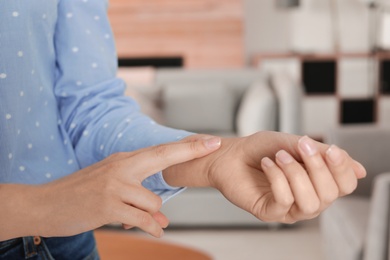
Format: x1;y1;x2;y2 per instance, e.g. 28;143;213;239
107;152;127;161
285;220;297;225
283;218;297;225
98;173;116;192
300;200;320;216
188;140;200;153
283;194;294;206
101;161;122;174
153;144;168;158
278;195;294;208
271;173;286;184
311;158;328;171
155;196;163;209
150;195;163;213
321;187;339;205
97;181;115;200
322;193;338;206
260;216;277;223
136;212;153;227
339;178;358;196
308;212;321;220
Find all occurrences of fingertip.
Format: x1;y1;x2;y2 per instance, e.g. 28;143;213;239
326;145;344;165
122;224;134;230
298;136;318;157
202;136;222;150
153;211;170;229
354;161;367;179
261;157;275;168
276;150;294;165
152;228;165;238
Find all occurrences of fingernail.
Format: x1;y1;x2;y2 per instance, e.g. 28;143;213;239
203;136;221;150
356;162;367;178
298;136;317;156
276;150;294;164
261;157;275;168
326;145;342;164
159;229;164;237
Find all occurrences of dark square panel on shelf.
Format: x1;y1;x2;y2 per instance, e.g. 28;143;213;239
118;57;183;68
341;99;375;124
302;60;336;94
380;59;390;94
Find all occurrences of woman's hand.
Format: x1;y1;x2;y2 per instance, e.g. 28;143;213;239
0;136;221;241
163;132;366;224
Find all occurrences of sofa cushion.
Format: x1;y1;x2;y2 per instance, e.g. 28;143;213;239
162;81;236;133
320;197;370;260
236;80;277;137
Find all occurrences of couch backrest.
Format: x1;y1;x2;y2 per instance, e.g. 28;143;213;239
155;68;269;135
155;68;265;97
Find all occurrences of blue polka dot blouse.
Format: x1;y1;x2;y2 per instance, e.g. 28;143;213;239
0;0;189;201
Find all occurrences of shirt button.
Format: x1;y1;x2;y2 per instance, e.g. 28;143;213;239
33;236;41;245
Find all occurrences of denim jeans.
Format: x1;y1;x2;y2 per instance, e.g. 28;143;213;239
0;231;99;260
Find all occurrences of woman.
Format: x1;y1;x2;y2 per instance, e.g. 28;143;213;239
0;1;365;259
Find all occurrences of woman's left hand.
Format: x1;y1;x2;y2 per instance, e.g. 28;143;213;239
163;132;366;224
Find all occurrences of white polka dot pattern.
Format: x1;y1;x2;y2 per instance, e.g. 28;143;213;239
0;0;188;200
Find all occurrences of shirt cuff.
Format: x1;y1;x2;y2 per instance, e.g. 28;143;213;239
142;171;186;203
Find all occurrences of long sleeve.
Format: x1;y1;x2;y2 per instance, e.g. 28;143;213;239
54;0;191;200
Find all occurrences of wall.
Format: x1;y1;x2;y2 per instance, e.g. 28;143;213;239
243;0;292;63
244;0;371;61
246;0;380;138
109;0;373;68
108;0;245;68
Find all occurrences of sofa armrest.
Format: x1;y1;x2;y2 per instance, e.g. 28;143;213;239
269;71;303;135
235;79;277;136
363;172;390;260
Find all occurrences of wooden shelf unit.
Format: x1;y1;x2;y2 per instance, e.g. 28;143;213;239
253;52;390;139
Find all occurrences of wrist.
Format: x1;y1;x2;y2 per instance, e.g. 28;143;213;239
162;134;222;188
162;156;212;188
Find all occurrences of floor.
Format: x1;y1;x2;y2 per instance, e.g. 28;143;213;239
129;218;325;260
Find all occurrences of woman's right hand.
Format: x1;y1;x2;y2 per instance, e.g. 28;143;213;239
1;136;221;241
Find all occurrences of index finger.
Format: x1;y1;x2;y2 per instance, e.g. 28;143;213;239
127;136;222;181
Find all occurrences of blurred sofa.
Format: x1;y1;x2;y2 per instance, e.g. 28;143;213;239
120;68;303;137
118;67;302;227
320;125;390;260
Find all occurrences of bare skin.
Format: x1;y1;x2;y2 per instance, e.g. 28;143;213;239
0;131;365;241
163;132;365;224
0;136;222;240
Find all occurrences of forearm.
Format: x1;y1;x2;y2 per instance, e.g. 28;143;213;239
0;184;45;241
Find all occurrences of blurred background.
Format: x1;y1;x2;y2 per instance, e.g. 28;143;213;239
96;1;390;259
